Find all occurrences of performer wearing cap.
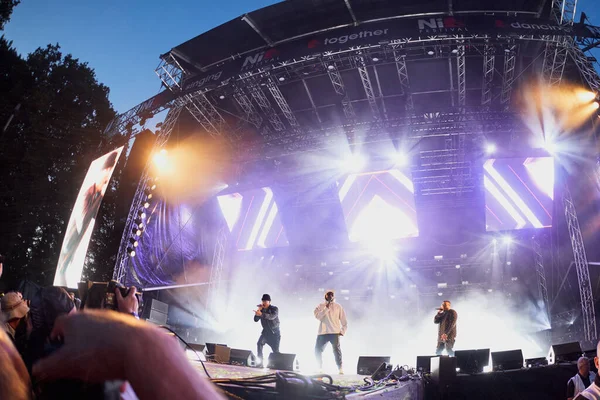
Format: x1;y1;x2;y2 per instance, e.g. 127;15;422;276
254;294;280;367
314;289;347;374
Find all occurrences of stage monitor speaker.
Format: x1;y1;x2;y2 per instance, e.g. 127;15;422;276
357;356;391;375
416;355;436;373
491;349;523;371
230;349;256;367
267;353;298;371
455;349;490;374
213;345;231;364
205;343;228;356
525;357;548;368
431;356;457;387
188;343;206;354
548;342;582;364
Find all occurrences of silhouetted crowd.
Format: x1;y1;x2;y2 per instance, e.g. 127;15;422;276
0;256;224;400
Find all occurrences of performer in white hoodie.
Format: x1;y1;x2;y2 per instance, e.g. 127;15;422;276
314;290;348;374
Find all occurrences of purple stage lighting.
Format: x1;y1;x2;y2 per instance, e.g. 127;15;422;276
484;157;554;232
217;187;288;250
338;169;418;242
485;143;496;154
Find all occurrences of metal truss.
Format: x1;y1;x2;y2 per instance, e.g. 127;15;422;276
563;184;596;341
324;61;356;120
532;235;551;326
178;90;228;138
394;51;414;111
456;41;466;107
543;41;570;86
501;43;517;107
266;78;300;129
113;105;183;283
247;82;286;132
570;44;600;93
355;54;381;120
233;86;263;129
481;43;495;106
207;226;228;315
156;53;185;91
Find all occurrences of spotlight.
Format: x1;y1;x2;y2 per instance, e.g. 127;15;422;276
372;57;379;62
594;101;599;110
127;247;136;257
327;65;335;71
150;183;157;191
488;288;493;293
129;238;139;247
542;139;557;154
134;218;144;229
503;236;513;245
278;76;285;82
455;264;461;269
395;152;408;166
452;48;458;54
219;95;225;100
492;238;497;245
428;50;435;56
132;227;143;236
575;89;596;103
143;202;150;209
437;292;443;296
137;210;147;219
485;143;496;154
341;153;366;172
152;149;169;171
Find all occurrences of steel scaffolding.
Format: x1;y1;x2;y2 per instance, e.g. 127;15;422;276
532;235;551;326
500;43;517;107
563;184;596;341
481;43;495;106
394;51;414;111
112;105;183;283
456;40;466;107
324;61;356;120
178;91;229;138
355;54;381;120
207;226;228;316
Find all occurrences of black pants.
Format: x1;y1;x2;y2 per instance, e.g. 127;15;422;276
315;334;343;369
436;340;455;356
257;330;281;363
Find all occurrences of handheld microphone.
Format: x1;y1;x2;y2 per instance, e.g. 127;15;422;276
435;307;443;311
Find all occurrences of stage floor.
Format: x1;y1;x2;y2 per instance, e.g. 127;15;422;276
193;361;423;399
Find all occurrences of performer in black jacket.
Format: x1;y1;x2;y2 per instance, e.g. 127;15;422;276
434;300;458;356
253;294;280;367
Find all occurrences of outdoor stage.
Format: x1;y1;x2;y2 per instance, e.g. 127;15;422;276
192;361;423;399
186;359;583;399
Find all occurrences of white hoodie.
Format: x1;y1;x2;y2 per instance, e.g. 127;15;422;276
314;301;348;336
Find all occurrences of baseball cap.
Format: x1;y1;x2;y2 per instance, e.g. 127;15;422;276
1;292;29;321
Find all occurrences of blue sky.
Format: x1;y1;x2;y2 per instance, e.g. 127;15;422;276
3;0;599;114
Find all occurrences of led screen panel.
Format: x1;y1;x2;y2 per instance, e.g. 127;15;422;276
338;169;418;242
217;187;288;250
54;147;124;287
484;157;554;232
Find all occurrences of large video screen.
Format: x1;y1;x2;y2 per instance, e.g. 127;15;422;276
217;187;288;250
54;147;123;287
484;157;554;232
338;169;418;242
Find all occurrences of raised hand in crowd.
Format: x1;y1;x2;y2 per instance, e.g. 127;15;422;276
32;310;225;400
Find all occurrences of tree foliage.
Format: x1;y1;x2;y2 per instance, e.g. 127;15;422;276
0;0;19;30
0;38;120;287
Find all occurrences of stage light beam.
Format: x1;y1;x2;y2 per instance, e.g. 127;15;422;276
485;143;496;154
503;236;513;245
341;153;366;173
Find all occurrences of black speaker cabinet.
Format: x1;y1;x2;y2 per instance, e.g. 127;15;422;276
491;349;524;371
267;353;298;371
455;349;490;374
416;355;436;373
205;343;228;356
213;345;231;364
548;342;582;364
431;356;457;387
357;356;392;375
188;343;206;354
230;348;256;367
